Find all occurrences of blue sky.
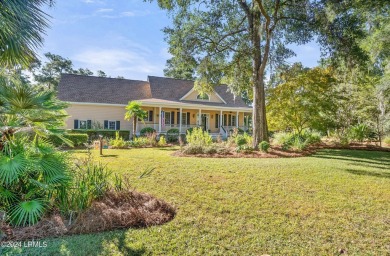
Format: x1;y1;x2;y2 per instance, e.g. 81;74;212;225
40;0;322;80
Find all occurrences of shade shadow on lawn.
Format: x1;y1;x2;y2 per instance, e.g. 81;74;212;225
312;149;390;178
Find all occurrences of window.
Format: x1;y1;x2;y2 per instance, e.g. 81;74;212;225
196;93;209;100
143;110;153;122
232;115;236;126
79;120;87;129
75;119;91;129
164;112;171;125
104;120;120;130
108;121;116;130
181;113;187;125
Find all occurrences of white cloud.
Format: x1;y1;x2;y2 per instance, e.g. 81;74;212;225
96;8;113;13
72;48;164;79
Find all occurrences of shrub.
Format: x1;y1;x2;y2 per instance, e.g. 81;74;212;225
70;129;130;141
235;134;247;146
0;136;71;226
236;145;255;153
140;127;156;136
273;132;294;147
166;128;180;142
129;132;157;147
158;135;167;146
259;141;270;152
181;145;204;154
109;131;127;149
302;130;322;144
348;124;371;142
384;136;390;145
186;127;212;147
49;133;89;147
291;136;308;151
57;150;120;220
273;130;322;151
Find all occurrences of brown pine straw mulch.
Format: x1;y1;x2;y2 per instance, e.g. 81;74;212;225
2;190;176;242
174;143;390;158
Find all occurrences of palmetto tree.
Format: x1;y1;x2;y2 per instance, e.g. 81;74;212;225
124;101;147;139
0;0;53;68
0;72;71;226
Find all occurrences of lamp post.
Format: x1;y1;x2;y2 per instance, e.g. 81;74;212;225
98;134;103;156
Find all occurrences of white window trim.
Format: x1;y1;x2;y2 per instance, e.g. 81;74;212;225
196;93;210;101
79;120;87;129
108;120;117;130
181;112;188;125
164;112;171;125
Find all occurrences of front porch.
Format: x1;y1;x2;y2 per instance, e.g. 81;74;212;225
135;106;251;138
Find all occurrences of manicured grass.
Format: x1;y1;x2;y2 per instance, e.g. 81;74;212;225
4;148;390;255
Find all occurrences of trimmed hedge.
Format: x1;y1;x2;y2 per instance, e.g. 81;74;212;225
166;128;179;142
49;133;88;147
69;129;130;140
140;127;156;136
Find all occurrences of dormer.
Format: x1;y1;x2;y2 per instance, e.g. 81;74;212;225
180;88;226;104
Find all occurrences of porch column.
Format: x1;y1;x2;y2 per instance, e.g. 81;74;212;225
236;111;239;128
220;110;223;131
158;106;162;133
198;109;202;126
179;108;182;133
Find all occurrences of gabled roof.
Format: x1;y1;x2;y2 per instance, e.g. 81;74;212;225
58;74;249;108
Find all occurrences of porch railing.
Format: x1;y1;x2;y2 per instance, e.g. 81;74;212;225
136;123;198;133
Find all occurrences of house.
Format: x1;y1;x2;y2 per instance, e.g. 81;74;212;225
58;74;252;137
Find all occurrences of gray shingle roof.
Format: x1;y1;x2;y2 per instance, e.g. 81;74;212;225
58;74;151;104
58;74;250;108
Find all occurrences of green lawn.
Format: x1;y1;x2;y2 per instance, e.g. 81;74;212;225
4;148;390;255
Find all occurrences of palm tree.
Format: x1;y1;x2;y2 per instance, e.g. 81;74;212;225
124;101;147;139
0;0;53;68
0;72;71;226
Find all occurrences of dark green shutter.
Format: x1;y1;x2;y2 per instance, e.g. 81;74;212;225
177;112;180;125
74;119;79;129
187;112;190;125
104;120;108;129
171;111;174;124
215;114;219;128
87;120;92;129
149;111;153;121
223;114;227;126
116;121;120;130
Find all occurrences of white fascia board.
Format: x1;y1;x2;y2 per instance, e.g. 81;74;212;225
67;101;252;112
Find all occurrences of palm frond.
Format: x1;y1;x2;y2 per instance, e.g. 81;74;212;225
0;153;29;185
9;199;47;226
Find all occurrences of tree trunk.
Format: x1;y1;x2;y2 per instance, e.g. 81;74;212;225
251;15;269;148
252;77;268;147
133;116;137;140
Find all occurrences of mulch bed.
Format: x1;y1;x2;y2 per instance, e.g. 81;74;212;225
2;190;176;242
174;143;390;158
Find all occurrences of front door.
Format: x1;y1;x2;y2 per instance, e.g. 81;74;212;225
201;114;209;131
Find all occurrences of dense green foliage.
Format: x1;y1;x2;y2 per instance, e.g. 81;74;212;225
259;141;270;153
125;101;148;139
49;133;88;147
166;128;179;142
272;131;322;151
0;0;52;67
0;73;71;226
140;127;156;136
70;129;130;141
109;132;127;149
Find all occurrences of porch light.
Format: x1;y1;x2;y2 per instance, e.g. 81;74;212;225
193;114;195;118
211;115;213;119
